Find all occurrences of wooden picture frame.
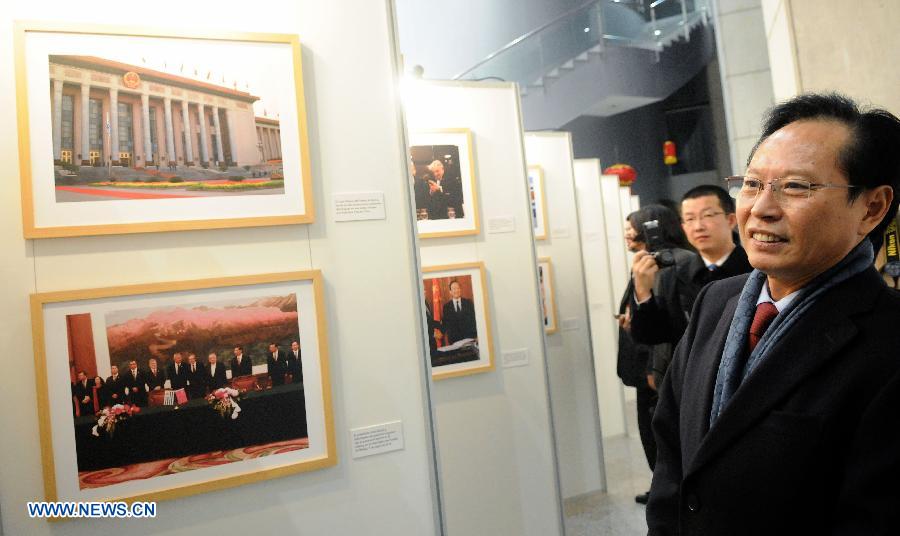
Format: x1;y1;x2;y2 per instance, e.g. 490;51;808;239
422;262;494;379
537;257;558;334
15;21;314;238
528;165;549;240
30;271;335;506
409;128;480;238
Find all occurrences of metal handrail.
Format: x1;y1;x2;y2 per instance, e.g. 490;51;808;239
452;0;599;80
453;0;705;81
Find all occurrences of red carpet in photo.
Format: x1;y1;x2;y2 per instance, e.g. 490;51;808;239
78;437;310;489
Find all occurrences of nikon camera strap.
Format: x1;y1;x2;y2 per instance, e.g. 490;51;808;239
884;219;900;289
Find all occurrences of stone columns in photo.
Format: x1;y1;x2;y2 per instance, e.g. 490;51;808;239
197;103;209;165
80;82;90;164
51;79;63;163
163;96;176;166
212;106;224;164
109;88;120;165
141;93;153;166
181;101;194;166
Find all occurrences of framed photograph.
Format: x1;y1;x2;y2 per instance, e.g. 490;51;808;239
409;129;479;238
538;258;558;334
15;21;314;238
528;165;549;240
422;262;494;379
30;271;334;505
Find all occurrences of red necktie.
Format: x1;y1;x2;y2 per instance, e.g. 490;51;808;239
748;302;779;353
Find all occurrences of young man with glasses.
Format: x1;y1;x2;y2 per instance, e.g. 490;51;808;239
646;93;900;534
630;185;753;349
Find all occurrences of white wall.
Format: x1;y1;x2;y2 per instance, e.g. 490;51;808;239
573;159;627;439
405;81;563;536
525;131;605;500
761;0;900;115
712;0;775;173
0;1;440;534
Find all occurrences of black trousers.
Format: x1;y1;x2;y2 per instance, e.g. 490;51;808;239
636;382;658;471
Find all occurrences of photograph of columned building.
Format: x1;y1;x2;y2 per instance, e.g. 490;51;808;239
49;55;286;201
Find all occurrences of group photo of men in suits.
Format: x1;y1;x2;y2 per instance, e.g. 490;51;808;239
71;340;305;415
410;145;466;220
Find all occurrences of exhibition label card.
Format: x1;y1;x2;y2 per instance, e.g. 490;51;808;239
487;216;516;234
350;421;405;459
502;348;529;368
333;191;386;222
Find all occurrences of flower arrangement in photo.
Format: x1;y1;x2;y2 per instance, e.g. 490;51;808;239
91;403;140;438
206;387;242;420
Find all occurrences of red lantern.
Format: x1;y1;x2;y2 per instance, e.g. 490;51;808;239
603;163;637;187
663;140;677;165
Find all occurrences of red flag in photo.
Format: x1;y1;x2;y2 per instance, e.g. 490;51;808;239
431;279;443;347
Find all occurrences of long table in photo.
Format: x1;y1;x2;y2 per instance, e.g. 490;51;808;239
74;383;307;472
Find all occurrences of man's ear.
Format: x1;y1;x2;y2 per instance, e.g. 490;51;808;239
858;185;893;237
726;212;737;230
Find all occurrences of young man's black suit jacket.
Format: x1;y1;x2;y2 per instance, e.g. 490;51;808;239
441;297;477;344
647;267;900;534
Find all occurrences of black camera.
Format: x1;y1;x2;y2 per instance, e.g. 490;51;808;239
642;220;676;268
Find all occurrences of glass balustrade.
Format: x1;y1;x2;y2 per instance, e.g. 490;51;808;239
455;0;709;87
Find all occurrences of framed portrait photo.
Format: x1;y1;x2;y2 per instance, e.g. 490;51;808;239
422;262;494;380
409;129;479;238
537;257;558;334
528;165;549;240
14;21;314;238
30;271;334;505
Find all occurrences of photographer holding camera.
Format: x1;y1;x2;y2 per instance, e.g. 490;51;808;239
630;186;753;376
626;205;695;390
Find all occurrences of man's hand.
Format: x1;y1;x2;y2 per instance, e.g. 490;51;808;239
632;250;659;303
616;306;632;332
82;396;90;403
647;374;657;391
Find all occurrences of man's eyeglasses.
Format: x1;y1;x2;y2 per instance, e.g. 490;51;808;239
724;176;860;203
682;211;724;225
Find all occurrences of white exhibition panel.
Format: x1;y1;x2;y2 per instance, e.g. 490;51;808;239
405;81;563;536
618;185;637;404
600;175;632;424
524;132;605;500
573;160;627;438
620;186;634;274
600;175;629;310
0;1;439;535
631;194;641;213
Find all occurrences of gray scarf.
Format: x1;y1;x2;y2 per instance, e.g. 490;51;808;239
710;239;874;426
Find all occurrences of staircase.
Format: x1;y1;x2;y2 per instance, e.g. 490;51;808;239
453;0;715;130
